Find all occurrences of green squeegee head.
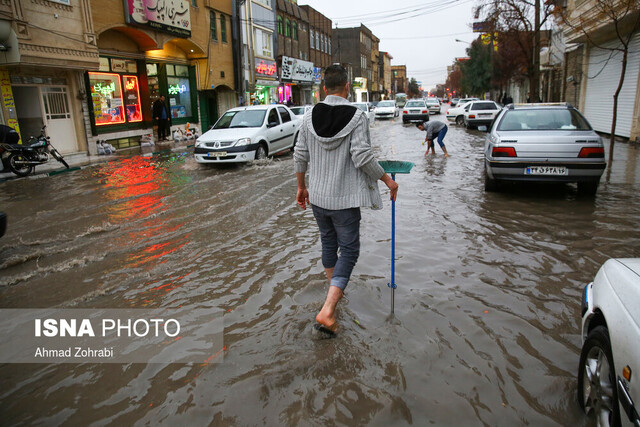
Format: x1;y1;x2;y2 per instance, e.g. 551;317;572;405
379;160;414;174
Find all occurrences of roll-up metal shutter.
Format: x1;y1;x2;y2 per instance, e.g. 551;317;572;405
584;32;640;138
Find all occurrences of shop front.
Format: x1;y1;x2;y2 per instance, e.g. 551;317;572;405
280;56;314;106
252;58;279;105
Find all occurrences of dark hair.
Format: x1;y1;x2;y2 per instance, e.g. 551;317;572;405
323;64;348;92
416;122;425;128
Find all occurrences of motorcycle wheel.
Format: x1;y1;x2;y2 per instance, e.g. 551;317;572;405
50;148;69;168
8;153;34;176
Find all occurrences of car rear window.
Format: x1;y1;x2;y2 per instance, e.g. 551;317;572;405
213;110;267;129
405;101;425;107
471;102;499;111
497;109;592;131
426;99;439;105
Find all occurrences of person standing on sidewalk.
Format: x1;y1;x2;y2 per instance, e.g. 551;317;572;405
417;120;450;157
294;64;398;336
153;95;171;141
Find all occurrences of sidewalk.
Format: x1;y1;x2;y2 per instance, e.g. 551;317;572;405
0;140;195;183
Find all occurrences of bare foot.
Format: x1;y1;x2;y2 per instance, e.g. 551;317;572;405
315;312;338;332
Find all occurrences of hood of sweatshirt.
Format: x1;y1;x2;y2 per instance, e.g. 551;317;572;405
306;97;365;150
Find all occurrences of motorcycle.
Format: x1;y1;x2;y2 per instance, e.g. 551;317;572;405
0;125;69;176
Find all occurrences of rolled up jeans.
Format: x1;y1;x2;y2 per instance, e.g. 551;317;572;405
311;205;361;291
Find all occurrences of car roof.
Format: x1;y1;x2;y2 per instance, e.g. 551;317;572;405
507;102;575;110
228;104;285;112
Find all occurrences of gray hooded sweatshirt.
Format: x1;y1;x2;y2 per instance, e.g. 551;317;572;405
294;95;385;210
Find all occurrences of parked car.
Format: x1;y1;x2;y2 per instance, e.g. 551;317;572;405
578;258;640;426
374;100;399;119
194;105;300;163
425;98;441;114
289;105;313;118
450;98;460;107
351;102;376;126
463;100;502;130
446;101;473;125
402;99;430;124
484;103;606;194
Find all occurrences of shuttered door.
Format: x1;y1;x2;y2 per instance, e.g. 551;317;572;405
584;31;640;138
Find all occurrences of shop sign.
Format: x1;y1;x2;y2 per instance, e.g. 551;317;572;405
313;67;322;84
255;59;277;77
110;59;138;73
255;79;280;87
124;0;191;38
352;77;367;89
168;84;188;94
281;56;313;83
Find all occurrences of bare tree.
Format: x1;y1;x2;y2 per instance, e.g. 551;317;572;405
557;0;640;158
474;0;554;101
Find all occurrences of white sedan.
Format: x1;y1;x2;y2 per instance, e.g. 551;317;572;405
446;101;473;125
194;105;300;163
374;100;399;119
351;102;376;126
579;258;640;426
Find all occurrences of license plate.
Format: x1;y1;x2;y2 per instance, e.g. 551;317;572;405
410;110;419;113
479;113;491;117
207;152;227;158
525;166;568;175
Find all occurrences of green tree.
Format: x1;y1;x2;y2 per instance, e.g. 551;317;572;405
407;78;421;98
460;40;493;96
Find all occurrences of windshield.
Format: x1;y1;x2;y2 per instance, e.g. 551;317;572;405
378;101;395;107
497;109;593;131
213;110;267;129
405;101;425;107
290;107;305;115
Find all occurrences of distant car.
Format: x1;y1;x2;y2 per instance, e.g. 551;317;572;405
484;103;606;194
446;101;473;125
463;100;502;130
450;98;460;107
194;104;300;163
351;102;376;126
402;99;430;124
425;98;441;114
578;258;640;426
289;105;313;118
374;100;399;119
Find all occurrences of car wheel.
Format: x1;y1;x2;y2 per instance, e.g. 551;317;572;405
578;181;599;195
255;144;267;160
455;116;464;126
577;326;620;426
484;169;498;192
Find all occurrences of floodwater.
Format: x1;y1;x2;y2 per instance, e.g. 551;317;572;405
1;114;640;425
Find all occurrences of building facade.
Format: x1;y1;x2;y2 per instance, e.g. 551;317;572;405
380;52;393;99
87;0;235;152
332;25;378;103
0;0;99;155
391;65;408;96
561;0;640;141
299;4;331;103
275;0;313;105
240;0;278;106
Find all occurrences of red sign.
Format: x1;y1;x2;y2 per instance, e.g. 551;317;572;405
256;60;277;76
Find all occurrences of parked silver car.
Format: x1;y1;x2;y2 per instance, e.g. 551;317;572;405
579;258;640;426
484;103;606;194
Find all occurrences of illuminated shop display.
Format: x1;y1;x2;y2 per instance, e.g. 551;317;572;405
89;72;125;126
166;64;191;119
123;75;142;123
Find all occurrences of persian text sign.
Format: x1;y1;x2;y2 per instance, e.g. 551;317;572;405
124;0;191;38
281;56;314;83
0;308;223;363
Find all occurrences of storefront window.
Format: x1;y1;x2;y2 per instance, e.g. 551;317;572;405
123;75;142;123
167;64;191;119
89;72;125;126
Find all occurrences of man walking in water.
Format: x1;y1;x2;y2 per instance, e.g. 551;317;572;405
294;64;398;336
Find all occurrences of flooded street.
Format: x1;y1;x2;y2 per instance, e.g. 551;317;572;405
2;114;640;425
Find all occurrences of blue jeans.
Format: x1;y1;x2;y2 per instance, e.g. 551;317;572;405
311;205;361;291
431;125;448;148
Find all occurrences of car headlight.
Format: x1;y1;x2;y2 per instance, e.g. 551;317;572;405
195;139;202;147
236;137;251;146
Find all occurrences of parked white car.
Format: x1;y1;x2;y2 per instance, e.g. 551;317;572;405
351;102;376;126
194;105;300;163
446;101;473;125
578;258;640;426
425;98;441;114
463;100;502;130
374;100;399;119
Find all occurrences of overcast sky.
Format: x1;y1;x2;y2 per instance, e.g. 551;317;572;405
298;0;478;91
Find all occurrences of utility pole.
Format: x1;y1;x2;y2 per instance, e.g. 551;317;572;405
532;0;541;102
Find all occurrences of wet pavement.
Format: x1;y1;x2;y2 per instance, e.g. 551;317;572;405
1;113;640;425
